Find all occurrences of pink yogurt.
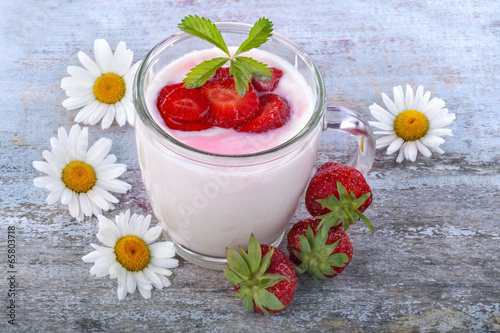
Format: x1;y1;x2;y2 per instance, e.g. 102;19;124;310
135;47;319;262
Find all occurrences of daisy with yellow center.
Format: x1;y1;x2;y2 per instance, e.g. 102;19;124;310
369;85;456;163
61;39;141;129
33;124;131;221
82;210;178;300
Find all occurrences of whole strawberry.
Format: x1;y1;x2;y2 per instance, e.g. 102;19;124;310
224;234;297;315
287;219;352;280
305;162;373;232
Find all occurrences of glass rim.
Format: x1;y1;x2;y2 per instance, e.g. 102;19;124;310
133;22;326;159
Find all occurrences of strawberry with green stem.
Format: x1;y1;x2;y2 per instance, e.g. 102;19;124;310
305;162;374;233
287;219;352;280
224;234;297;315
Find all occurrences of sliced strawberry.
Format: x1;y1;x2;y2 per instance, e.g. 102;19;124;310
200;68;260;128
236;93;291;133
161;115;212;131
157;82;184;111
157;84;210;122
251;67;283;92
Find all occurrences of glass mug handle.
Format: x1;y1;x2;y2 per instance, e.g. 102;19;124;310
323;106;376;176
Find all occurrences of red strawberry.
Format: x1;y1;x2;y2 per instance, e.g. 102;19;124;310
305;162;373;232
252;67;284;92
157;84;210;122
287;219;352;280
236;93;291;133
224;234;297;315
200;67;260;128
161;115;212;131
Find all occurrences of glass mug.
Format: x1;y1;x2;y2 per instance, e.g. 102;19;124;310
133;23;375;270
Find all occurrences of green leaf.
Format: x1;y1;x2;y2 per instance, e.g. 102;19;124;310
255;288;285;311
229;59;252;97
326;253;349;267
246;234;262;272
225;247;251;279
183;57;229;88
353;192;371;209
223;267;244;285
234;56;272;81
359;211;374;233
241;293;255;312
235;17;274;56
178;15;230;56
298;234;311;255
259;248;274;276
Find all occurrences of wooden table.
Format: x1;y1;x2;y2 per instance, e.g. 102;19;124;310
2;0;499;331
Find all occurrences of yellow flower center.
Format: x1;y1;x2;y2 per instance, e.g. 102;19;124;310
61;161;96;193
394;110;429;141
114;235;150;272
93;73;126;104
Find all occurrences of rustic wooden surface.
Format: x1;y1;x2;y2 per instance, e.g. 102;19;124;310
1;0;499;332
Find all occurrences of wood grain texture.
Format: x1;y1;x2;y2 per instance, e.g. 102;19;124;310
1;0;499;332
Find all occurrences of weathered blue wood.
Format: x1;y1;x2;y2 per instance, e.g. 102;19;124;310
1;0;499;331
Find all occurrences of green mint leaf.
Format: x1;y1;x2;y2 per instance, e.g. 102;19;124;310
178;15;230;56
235;17;274;56
234;56;272;81
183;57;229;88
229;59;252;97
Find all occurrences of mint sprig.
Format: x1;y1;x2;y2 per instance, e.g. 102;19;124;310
178;15;273;97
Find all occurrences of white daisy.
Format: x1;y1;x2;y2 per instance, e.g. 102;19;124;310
369;85;456;163
33;124;131;221
61;39;141;129
82;210;179;300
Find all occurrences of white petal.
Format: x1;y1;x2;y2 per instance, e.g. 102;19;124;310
87;188;111;211
150;257;179;269
85;138;112;166
375;134;398;149
429;114;456;129
135;271;153;290
137;284;151;299
88;103;109;125
82;250;102;263
392;86;405;114
47;190;63;205
413;86;424;110
369;103;395;124
61;76;94;90
74;100;100;124
95;165;127;180
404;141;418;162
386;137;404;155
142;226;162;244
126;270;137;294
149;241;176;259
62;94;95;110
158;275;172;288
114;101;127;126
369;121;394;131
382;92;400;116
94;39;113;73
417;91;432;111
97;227;119;247
416;140;432;157
396;142;408;163
112;46;133;76
100;104;116;129
143;267;164;289
78;51;102;77
404;85;415;110
117;276;128;300
96;179;131;193
420;135;445;147
33;161;59;178
148;264;174;277
120;97;137;126
79;192;93;217
67;65;98;82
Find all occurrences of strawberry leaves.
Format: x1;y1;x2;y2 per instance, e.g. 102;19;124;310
316;181;374;233
178;15;273;97
223;234;295;316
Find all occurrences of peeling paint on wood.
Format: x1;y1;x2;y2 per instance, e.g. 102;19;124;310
1;0;499;332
